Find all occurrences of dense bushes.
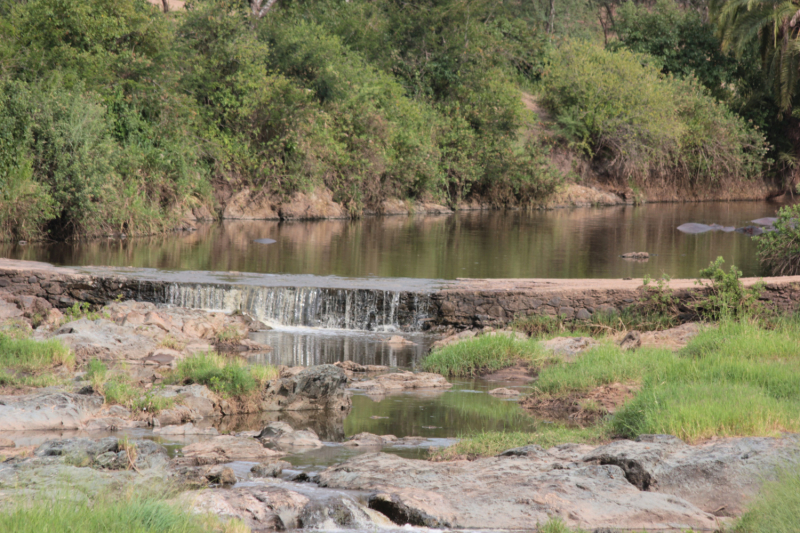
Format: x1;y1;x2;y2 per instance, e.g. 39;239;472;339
756;205;800;276
0;0;783;240
541;41;767;190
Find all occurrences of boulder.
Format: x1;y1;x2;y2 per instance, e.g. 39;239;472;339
274;429;323;450
299;495;391;530
0;392;104;431
261;365;351;412
179;436;284;465
619;330;641;350
250;460;292;478
189;486;310;531
318;452;718;530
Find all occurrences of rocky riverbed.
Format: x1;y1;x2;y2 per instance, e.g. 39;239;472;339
1;290;798;532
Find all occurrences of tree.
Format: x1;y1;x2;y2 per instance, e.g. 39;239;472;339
713;0;800;111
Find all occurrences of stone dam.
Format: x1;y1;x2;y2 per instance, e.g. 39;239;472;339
3;259;800;331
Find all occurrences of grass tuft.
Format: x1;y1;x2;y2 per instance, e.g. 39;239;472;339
431;427;608;461
734;466;800;533
0;333;74;372
167;352;277;398
0;493;245;533
422;335;549;377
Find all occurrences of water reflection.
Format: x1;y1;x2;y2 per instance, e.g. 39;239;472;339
2;202;790;278
247;329;434;368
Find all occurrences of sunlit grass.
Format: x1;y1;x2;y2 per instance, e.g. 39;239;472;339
0;494;247;533
422;335;549;377
0;333;74;372
166;352;278;397
734;466;800;533
430;427;609;460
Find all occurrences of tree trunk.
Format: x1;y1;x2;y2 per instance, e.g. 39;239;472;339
548;0;555;34
161;0;169;12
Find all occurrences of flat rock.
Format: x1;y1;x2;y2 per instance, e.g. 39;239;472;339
583;434;800;516
250;460;292;478
318;452;717;530
353;372;452;396
49;318;158;362
0;392;104;431
179;436;284;465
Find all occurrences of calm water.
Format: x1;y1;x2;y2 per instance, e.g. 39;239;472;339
1;201;790;279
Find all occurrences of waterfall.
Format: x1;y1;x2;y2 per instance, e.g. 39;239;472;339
154;283;434;332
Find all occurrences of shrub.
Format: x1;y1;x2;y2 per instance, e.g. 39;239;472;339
756;204;800;276
541;40;766;191
694;257;763;320
734;467;800;533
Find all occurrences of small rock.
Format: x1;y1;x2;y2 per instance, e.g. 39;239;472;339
205;465;237;486
275;429;323;450
257;421;295;442
619;330;642;351
621;252;650;260
251;460;292;478
488;388;520;397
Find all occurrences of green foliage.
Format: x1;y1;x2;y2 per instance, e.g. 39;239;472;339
0;493;242;533
756;204;800;276
694;257;763;320
541;40;766;191
611;0;738;98
0;333;74;372
422;334;547;377
168;352;275;397
734;467;800;533
63;302;103;323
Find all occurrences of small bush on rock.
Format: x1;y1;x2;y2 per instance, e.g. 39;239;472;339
756;204;800;276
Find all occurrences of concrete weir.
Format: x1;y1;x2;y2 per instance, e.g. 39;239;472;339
1;259;800;331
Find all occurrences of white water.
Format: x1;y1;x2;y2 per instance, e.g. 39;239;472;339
159;283;434;332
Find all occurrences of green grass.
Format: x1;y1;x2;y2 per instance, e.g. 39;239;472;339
422;335;549;377
166;352;278;398
523;317;800;443
734;467;800;533
0;494;246;533
0;333;74;372
512;308;677;338
430;427;608;460
534;344;675;395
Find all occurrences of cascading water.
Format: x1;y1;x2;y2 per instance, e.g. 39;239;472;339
155;283;434;332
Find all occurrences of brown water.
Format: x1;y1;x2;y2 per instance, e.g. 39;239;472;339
1;202;789;279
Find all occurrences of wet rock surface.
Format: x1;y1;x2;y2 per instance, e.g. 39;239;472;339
189;485;310;531
177;435;284;465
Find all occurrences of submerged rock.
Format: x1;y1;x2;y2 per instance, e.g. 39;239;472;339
621;252;650;260
352;372;452;396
